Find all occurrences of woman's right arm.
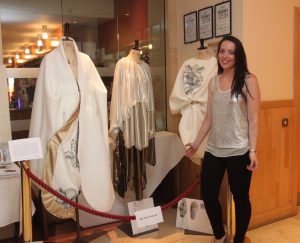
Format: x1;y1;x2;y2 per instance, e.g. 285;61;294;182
185;79;213;157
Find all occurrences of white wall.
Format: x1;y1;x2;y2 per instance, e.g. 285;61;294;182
243;0;300;101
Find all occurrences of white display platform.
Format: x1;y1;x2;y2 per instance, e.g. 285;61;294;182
78;131;185;228
0;169;21;227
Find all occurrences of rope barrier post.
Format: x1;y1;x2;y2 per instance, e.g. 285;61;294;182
226;182;235;243
75;196;80;243
73;195;88;243
21;161;33;242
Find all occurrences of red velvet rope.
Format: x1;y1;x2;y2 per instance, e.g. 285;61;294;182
23;163;200;221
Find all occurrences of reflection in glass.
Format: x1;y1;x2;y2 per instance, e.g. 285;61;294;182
1;0;166;131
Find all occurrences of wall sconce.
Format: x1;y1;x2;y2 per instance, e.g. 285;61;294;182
148;44;153;49
37;34;43;47
42;25;48;39
8;57;13;64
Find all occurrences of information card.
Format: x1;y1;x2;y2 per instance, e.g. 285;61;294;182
8;137;43;162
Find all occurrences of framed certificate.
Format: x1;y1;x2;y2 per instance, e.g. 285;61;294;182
184;11;198;44
214;1;232;37
198;6;213;40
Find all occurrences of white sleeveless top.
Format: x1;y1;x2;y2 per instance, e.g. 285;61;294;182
206;75;249;157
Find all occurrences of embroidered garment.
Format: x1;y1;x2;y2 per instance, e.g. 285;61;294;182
169;57;217;163
29;38;115;218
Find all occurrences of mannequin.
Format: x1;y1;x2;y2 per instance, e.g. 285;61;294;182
110;41;156;200
196;39;213;60
62;40;78;80
128;48;142;64
29;37;114;219
169;40;217;164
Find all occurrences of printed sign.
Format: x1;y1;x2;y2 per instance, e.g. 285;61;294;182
8;137;43;162
128;197;159;235
135;206;164;228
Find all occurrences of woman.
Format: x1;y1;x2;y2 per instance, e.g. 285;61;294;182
185;35;260;243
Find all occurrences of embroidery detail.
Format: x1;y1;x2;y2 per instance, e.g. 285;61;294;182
64;134;79;168
183;64;205;95
56;187;78;208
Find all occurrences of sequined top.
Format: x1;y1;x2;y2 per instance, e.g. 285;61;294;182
206;75;249;157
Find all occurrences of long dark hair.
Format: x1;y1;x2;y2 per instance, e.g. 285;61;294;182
217;35;251;100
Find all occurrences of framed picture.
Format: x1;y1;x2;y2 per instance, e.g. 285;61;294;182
184;11;198;44
198;6;213;40
214;1;232;37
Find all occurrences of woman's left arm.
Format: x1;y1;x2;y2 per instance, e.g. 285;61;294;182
246;75;261;171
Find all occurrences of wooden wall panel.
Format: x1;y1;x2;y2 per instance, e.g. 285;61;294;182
249;102;297;228
295;8;300;204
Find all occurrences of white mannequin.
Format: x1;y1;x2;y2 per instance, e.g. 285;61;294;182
128;49;142;63
62;41;78;80
197;47;214;60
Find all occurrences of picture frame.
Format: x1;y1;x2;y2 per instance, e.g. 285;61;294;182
214;1;232;37
198;6;213;40
184;11;198;44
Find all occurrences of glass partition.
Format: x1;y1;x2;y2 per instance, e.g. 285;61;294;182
0;0;166;137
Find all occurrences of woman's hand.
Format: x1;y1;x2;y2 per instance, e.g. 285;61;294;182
185;142;199;157
247;151;258;171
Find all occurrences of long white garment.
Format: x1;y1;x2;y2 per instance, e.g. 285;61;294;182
29;38;114;214
169;56;217;163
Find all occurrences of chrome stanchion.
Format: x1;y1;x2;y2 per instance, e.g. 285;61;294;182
227;183;235;243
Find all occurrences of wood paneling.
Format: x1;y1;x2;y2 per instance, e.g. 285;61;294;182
295;8;300;204
249;101;297;228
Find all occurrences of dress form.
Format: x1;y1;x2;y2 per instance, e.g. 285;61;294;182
197;48;213;60
62;41;78;81
128;49;142;63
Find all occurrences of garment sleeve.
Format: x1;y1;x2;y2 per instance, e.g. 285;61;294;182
169;61;190;114
28;58;49;179
109;61;123;136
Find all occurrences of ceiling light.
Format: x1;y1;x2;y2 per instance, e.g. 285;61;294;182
51;39;59;47
8;57;12;64
42;25;48;39
25;45;30;54
15;52;20;60
37;34;43;47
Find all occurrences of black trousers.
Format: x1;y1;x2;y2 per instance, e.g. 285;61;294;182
201;151;252;243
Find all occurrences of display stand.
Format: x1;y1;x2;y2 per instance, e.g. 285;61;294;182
118;222;158;238
73;195;89;243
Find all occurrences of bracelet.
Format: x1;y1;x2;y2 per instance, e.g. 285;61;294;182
249;149;256;153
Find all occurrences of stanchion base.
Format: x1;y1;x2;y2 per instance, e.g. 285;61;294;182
226;235;251;243
118;223;158;238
